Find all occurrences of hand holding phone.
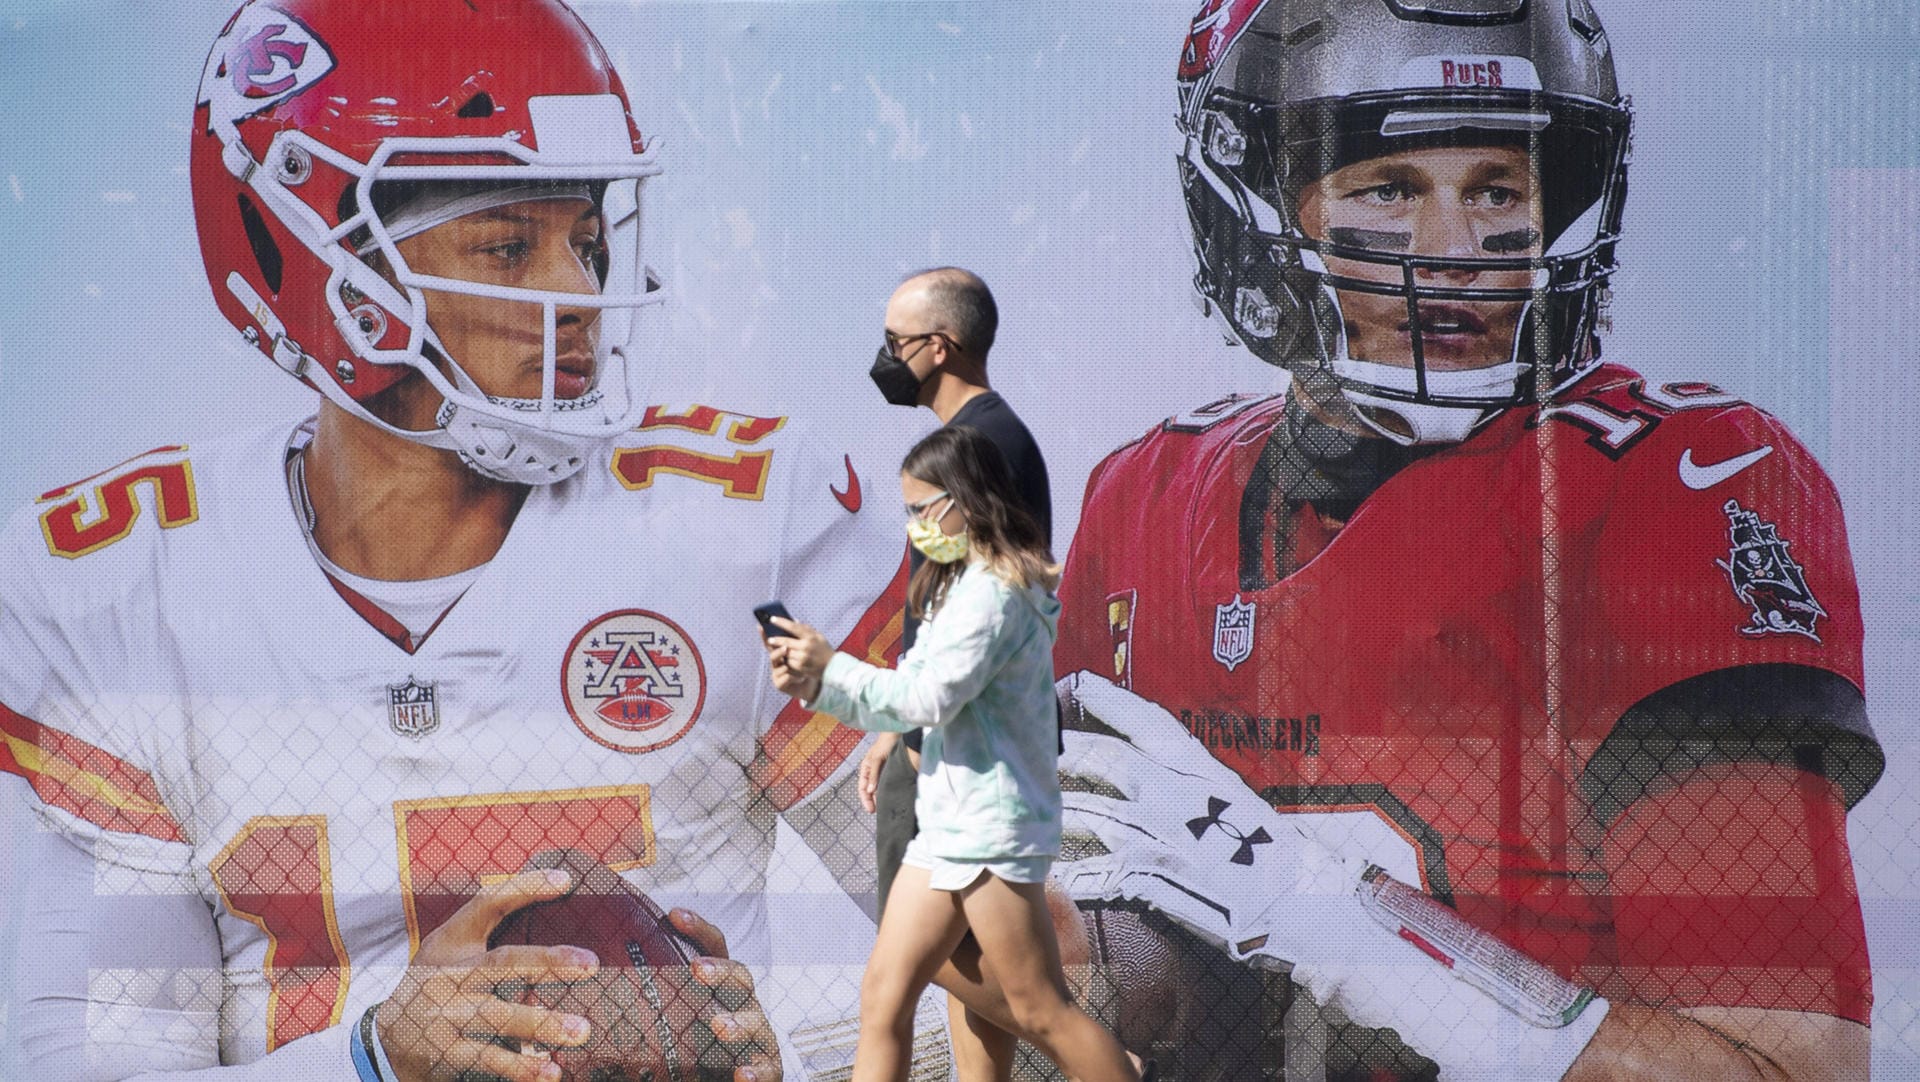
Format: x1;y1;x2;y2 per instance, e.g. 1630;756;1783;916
753;601;793;641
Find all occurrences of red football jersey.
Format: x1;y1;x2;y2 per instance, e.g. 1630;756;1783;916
1057;364;1877;1024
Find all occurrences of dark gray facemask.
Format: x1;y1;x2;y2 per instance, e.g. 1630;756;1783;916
869;347;924;407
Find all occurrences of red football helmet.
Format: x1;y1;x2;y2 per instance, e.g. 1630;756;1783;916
192;0;665;483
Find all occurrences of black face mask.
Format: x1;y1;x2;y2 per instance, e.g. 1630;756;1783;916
869;347;924;407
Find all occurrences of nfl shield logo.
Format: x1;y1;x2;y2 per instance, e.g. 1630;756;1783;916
1212;594;1256;672
387;676;440;739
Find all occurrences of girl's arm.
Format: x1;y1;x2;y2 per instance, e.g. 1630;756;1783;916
813;572;1019;733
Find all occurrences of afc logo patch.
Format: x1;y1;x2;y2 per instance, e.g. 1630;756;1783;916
562;610;707;753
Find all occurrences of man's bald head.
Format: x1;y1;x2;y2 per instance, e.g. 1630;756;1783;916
894;267;998;361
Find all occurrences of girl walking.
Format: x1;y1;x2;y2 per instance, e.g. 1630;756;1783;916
765;424;1138;1082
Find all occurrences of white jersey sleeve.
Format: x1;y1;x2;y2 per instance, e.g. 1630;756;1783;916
0;451;195;875
1;449;355;1080
7;819;356;1082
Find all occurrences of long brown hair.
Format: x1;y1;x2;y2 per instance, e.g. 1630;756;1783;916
902;424;1057;618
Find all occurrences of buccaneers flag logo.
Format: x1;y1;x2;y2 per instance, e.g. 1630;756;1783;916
1715;499;1827;641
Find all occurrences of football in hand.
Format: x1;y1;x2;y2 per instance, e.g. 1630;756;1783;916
487;849;722;1082
1069;897;1286;1082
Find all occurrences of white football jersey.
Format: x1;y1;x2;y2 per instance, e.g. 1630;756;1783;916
0;405;905;1075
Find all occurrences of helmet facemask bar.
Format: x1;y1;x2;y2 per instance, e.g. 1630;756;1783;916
1289;240;1584;410
1185;88;1630;442
339;135;665;438
223;94;666;483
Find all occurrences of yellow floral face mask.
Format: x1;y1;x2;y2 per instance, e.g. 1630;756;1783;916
906;494;970;564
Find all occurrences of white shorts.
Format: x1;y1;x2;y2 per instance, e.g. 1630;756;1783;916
901;836;1051;890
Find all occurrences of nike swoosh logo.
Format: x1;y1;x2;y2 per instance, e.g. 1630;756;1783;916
1679;445;1773;490
831;454;862;513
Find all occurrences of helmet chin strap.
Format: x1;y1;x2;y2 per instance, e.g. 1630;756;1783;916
1343;393;1490;446
435;402;612;484
1286;364;1486;446
433;361;615;485
313;362;613;486
1290;280;1525;446
1332;357;1521;445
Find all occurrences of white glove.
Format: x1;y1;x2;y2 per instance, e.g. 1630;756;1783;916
1055;672;1609;1081
1055;671;1374;964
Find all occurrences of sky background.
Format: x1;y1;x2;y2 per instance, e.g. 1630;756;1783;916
2;0;1919;1072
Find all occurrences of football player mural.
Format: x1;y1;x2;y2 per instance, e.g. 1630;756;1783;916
1051;0;1883;1079
0;1;1909;1081
0;1;904;1079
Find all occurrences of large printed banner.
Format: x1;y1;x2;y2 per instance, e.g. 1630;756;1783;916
2;1;1918;1079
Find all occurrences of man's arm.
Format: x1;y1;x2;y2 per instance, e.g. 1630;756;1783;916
1563;759;1872;1080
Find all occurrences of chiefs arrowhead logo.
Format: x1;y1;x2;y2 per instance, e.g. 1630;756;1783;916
199;7;334;128
229;23;309;98
831;454;862;513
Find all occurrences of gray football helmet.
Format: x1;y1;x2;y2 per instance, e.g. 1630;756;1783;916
1176;0;1632;444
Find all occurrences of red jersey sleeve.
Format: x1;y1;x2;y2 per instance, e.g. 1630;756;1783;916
1568;396;1875;793
1594;760;1872;1023
1566;400;1866;740
1056;452;1130;684
1555;387;1877;1022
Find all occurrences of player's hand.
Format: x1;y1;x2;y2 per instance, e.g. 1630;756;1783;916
858;733;899;813
668;907;783;1082
378;869;598;1082
1054;672;1367;970
1056;672;1610;1078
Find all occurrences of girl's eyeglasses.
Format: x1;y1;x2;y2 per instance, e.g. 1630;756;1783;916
905;490;951;520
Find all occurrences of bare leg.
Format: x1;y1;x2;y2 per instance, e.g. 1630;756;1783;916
948;986;1017;1082
958;875;1138;1082
936;907;1151;1082
854;865;973;1082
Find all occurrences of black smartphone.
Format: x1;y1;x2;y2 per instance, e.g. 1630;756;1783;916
753;601;793;640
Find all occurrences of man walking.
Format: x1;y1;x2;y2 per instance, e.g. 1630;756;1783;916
863;267;1053;1081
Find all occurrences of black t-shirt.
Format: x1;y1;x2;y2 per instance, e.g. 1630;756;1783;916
901;390;1051;751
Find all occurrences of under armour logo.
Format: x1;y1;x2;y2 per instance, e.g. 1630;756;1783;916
1186;795;1271;866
